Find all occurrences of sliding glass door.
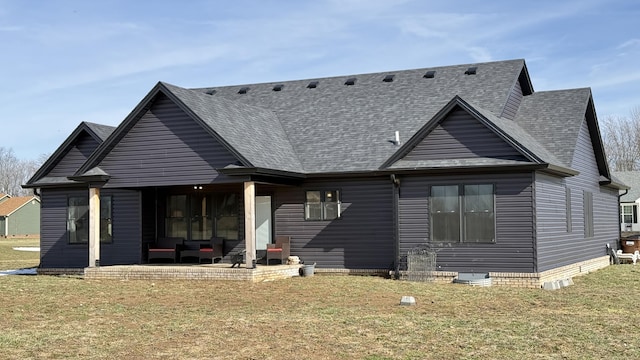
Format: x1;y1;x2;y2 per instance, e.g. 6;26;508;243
165;193;238;241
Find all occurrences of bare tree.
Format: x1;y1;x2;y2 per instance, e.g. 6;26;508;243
0;147;47;197
601;106;640;171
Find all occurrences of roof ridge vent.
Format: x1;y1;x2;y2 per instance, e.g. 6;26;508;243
307;81;319;89
344;77;357;86
205;89;216;95
383;75;395;82
238;87;250;94
423;70;436;78
464;67;477;75
272;84;284;91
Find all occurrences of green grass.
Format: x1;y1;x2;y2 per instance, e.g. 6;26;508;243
0;238;39;270
1;241;639;359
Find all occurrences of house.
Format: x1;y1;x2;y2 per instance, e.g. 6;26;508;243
0;193;9;203
611;171;640;232
24;59;625;287
0;196;41;238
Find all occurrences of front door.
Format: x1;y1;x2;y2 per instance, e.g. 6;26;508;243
255;196;272;251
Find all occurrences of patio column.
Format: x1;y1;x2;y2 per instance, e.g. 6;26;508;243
88;187;100;267
244;181;256;268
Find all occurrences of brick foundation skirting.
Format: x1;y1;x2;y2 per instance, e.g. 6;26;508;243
82;264;302;282
37;256;611;287
393;255;611;288
37;268;85;276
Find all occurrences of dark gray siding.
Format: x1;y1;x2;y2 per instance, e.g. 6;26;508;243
404;108;526;161
500;79;524;120
48;133;99;177
100;94;239;188
536;119;619;271
274;178;394;269
40;188;88;268
398;172;535;273
140;188;158;259
39;188;142;268
101;189;141;265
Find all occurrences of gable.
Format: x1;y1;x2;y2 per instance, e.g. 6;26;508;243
402;107;527;162
162;83;303;173
0;196;39;216
47;132;99;177
568;119;600;190
25;122;115;188
97;94;242;187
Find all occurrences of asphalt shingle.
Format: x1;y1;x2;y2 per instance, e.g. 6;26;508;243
190;59;527;173
612;171;640;202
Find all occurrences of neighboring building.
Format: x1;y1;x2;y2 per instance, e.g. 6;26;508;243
0;196;41;238
612;171;640;232
24;59;625;286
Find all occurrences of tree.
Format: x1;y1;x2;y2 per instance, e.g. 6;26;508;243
0;147;47;197
601;106;640;171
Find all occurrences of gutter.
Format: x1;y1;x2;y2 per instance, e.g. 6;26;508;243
618;188;629;249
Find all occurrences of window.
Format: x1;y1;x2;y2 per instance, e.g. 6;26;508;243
305;190;341;220
431;185;460;242
165;193;238;240
215;193;238;240
101;196;113;243
68;196;88;244
583;191;594;238
67;195;112;244
431;184;495;243
191;194;212;240
621;204;637;225
166;195;188;239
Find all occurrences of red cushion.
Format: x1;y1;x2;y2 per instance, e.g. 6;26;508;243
267;248;283;253
200;248;213;252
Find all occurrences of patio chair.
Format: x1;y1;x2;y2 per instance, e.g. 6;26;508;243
616;249;640;265
179;240;203;263
266;235;291;265
199;237;224;264
148;237;184;263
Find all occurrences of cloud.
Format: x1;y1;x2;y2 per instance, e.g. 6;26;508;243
617;38;640;49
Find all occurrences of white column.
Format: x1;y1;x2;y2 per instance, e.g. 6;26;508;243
244;181;256;268
89;187;100;267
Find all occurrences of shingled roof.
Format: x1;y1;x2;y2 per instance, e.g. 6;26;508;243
0;196;39;217
29;58;617;187
25;121;116;188
190;59;530;173
613;171;640;202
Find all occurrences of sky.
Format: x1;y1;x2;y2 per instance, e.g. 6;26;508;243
0;0;638;160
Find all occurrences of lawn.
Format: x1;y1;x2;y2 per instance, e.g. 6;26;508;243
1;238;640;359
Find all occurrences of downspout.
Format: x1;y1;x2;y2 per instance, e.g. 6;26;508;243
618;189;629;250
391;174;401;279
